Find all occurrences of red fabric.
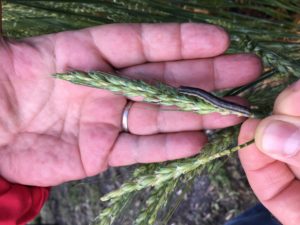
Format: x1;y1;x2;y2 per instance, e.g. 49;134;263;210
0;177;50;225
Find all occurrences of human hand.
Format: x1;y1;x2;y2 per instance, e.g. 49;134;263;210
0;23;261;186
239;81;300;225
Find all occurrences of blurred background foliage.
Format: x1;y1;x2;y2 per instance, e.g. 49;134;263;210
2;1;300;41
2;1;300;225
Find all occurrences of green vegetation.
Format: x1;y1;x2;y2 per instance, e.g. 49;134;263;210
2;1;300;224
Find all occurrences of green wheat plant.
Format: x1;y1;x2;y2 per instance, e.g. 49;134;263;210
53;71;258;117
94;125;252;225
2;1;300;224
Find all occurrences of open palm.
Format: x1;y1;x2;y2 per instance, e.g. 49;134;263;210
0;23;261;186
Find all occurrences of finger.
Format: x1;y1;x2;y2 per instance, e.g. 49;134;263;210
36;23;230;71
121;54;262;90
274;80;300;116
127;97;247;135
239;119;300;225
255;115;300;167
108;131;207;166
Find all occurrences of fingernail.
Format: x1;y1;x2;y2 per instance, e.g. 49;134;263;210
262;120;300;157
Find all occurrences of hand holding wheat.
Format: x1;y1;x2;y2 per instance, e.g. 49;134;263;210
239;81;300;225
0;23;261;186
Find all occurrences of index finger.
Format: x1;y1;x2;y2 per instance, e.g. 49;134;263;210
273;80;300;116
82;23;230;68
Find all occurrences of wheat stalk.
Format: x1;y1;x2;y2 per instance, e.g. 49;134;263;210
101;131;253;202
135;179;178;225
94;193;133;225
53;71;257;117
233;35;300;78
96;127;253;225
95;164;159;225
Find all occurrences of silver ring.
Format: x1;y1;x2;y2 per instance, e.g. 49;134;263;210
122;101;133;132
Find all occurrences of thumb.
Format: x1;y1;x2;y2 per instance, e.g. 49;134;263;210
255;115;300;166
